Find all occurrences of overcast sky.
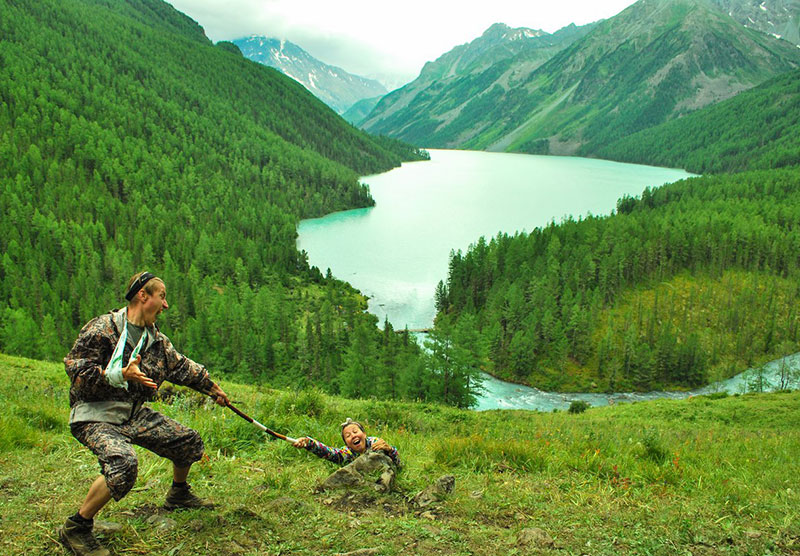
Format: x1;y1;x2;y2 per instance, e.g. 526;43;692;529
167;0;638;88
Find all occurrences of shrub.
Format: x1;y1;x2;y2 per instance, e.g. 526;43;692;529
640;428;669;464
701;392;728;400
568;400;590;414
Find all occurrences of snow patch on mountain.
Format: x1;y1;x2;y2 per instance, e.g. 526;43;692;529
233;36;388;114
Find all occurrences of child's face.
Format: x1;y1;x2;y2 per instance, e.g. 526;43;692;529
343;424;367;453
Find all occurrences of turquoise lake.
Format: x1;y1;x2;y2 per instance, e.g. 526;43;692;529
298;149;692;330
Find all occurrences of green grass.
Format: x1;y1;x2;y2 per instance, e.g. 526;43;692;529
2;352;799;555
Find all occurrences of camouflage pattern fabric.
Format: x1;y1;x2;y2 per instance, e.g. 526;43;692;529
70;407;204;500
65;308;214;407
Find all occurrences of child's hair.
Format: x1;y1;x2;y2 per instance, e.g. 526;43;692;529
340;417;364;441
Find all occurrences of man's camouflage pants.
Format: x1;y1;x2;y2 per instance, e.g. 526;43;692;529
70;406;205;500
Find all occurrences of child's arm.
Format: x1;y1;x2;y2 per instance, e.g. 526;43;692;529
293;437;355;465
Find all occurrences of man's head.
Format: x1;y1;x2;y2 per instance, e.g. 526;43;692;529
341;418;366;453
126;271;168;326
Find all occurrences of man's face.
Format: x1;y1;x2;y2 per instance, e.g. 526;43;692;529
141;280;168;326
343;424;367;453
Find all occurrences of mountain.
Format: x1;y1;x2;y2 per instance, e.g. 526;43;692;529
233;36;388;114
597;68;800;173
341;95;383;126
362;0;800;155
359;21;596;137
711;0;800;45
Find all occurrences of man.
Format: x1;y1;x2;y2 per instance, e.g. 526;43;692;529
60;271;229;556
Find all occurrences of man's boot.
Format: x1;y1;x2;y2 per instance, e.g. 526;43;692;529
164;483;214;510
59;517;110;556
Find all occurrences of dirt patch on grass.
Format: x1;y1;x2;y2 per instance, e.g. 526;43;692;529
320;490;410;518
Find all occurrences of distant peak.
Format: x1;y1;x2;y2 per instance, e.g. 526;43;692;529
484;23;511;35
482;22;547;41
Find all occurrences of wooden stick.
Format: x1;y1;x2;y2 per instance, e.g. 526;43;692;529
202;389;297;443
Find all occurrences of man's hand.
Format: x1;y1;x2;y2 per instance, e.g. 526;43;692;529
122;355;157;389
208;383;229;407
292;437;311;449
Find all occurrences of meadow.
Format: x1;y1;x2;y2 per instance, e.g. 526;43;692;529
1;352;798;555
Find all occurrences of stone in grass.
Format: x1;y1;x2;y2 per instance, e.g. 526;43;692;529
320;452;396;493
145;514;177;532
411;475;455;509
517;527;555;549
93;520;124;535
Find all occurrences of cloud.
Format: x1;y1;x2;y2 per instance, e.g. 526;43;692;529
168;0;637;87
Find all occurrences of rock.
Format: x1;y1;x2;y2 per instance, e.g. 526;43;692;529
412;474;455;508
320;452;396;493
145;514;177;532
93;520;123;535
517;527;555;548
265;496;306;513
744;530;762;539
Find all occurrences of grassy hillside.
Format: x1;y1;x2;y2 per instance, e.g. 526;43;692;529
596;68;800;173
3;352;799;555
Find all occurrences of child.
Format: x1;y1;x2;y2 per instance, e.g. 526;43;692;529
293;418;401;467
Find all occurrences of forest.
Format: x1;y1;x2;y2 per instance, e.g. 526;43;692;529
436;167;800;391
0;0;487;408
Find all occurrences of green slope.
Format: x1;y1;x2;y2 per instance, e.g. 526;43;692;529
361;22;595;141
596;68;800;173
0;0;450;404
3;353;799;555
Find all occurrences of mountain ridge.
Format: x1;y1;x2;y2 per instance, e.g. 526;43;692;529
360;20;597;140
596;67;800;173
362;0;800;155
233;35;387;114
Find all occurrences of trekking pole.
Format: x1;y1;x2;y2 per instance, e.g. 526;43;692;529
201;389;297;443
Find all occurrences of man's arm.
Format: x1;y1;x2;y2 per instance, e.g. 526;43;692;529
161;335;228;405
64;318;115;393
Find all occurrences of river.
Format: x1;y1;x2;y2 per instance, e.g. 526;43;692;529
297;149;798;410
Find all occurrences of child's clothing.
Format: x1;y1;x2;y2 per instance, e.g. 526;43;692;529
304;436;400;466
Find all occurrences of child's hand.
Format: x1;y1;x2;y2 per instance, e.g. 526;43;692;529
293;437;311;449
371;438;390;453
